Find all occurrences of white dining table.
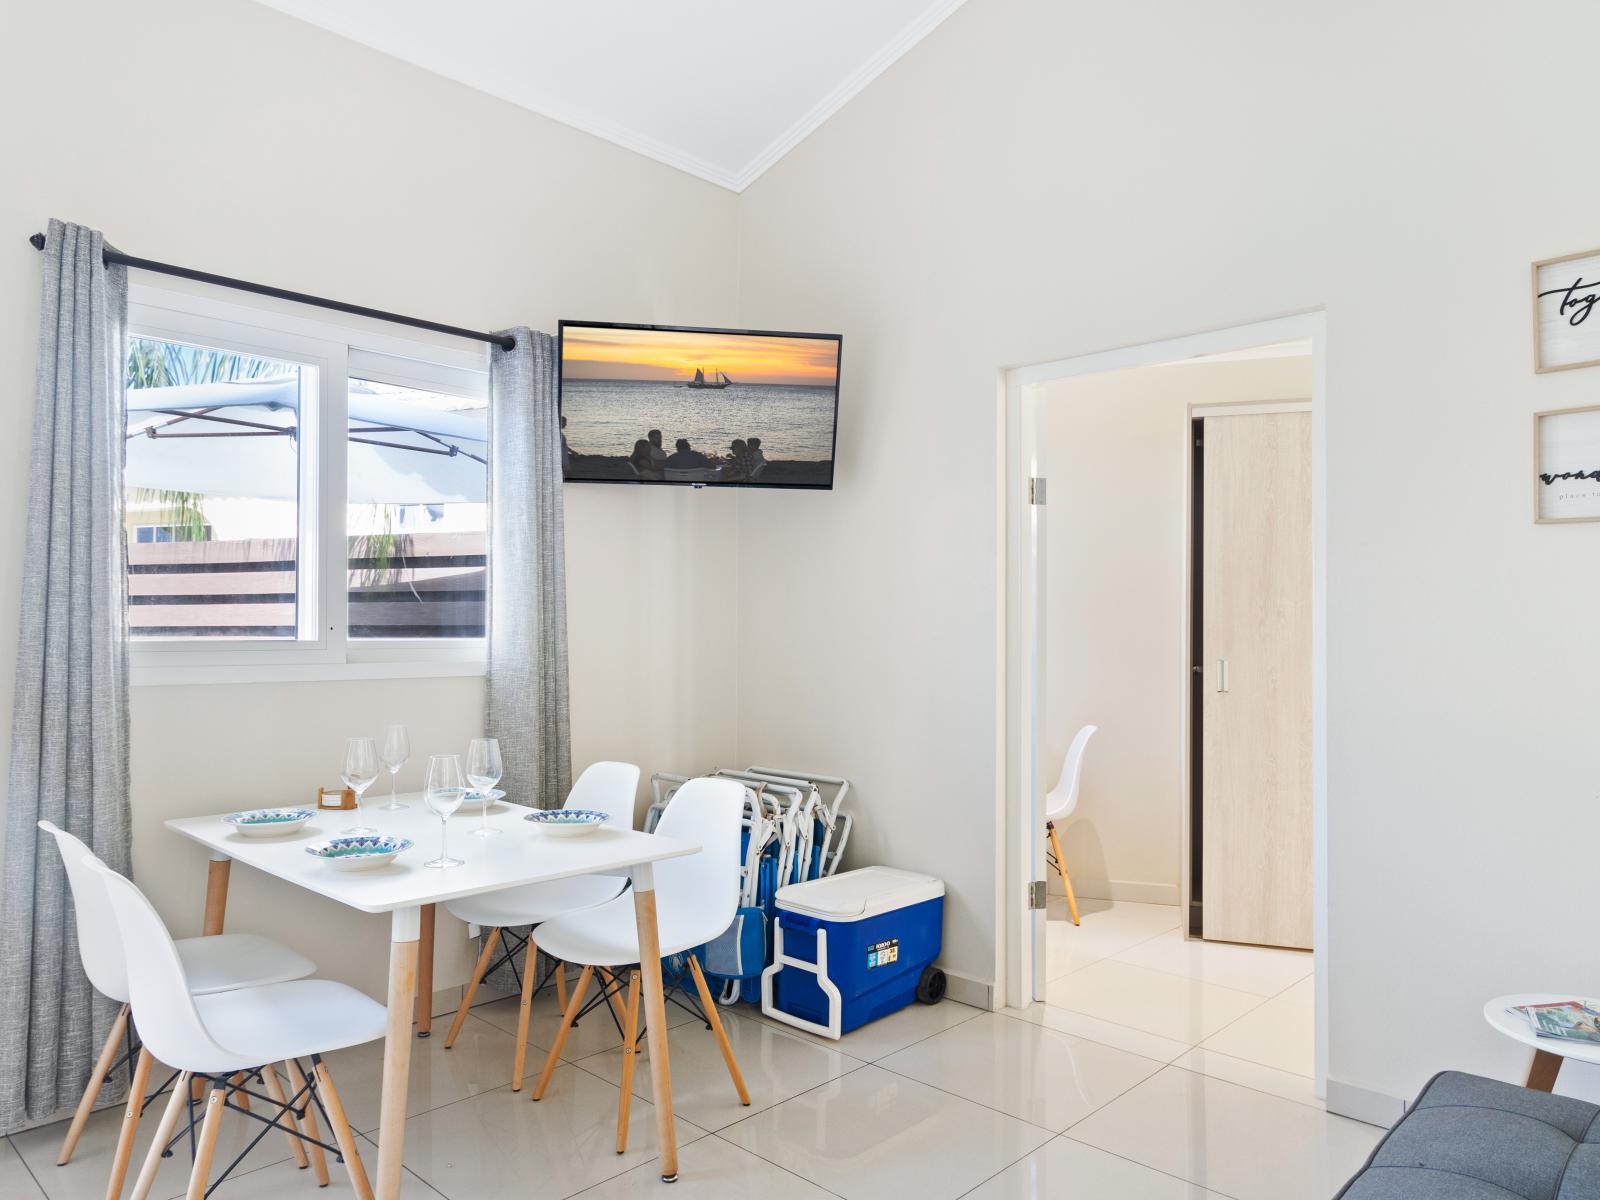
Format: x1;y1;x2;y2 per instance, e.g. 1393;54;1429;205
166;795;699;1193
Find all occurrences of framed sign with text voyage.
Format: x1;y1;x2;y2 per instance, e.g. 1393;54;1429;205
1533;248;1600;372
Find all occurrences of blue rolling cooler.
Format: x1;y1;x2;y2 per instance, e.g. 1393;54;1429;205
761;866;944;1039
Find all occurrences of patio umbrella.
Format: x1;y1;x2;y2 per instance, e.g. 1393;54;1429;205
124;377;487;504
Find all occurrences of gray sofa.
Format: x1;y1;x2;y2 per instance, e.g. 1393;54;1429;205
1336;1071;1600;1199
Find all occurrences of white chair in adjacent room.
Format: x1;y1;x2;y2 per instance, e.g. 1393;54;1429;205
1044;724;1097;926
440;760;641;1088
38;820;316;1189
529;775;750;1154
86;858;387;1200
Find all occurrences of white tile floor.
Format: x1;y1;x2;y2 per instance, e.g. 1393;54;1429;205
4;902;1383;1199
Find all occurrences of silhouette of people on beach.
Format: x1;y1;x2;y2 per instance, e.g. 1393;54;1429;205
624;429;774;480
664;438;711;469
629;438;663;480
720;439;750;481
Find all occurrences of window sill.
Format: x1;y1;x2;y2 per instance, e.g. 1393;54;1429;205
130;657;487;688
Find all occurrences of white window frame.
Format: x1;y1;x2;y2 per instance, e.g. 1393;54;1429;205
127;284;490;686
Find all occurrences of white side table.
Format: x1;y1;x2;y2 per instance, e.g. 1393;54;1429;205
1484;993;1600;1092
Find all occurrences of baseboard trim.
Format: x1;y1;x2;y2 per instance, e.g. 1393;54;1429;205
1326;1078;1405;1128
939;968;993;1010
1049;876;1181;906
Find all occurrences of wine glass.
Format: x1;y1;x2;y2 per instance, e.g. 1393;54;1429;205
465;737;503;839
423;754;466;869
379;724;411;810
341;737;380;834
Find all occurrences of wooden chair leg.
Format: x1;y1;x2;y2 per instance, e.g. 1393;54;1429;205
283;1058;330;1187
444;927;500;1049
688;955;750;1105
258;1064;308;1169
184;1085;227;1200
531;965;593;1100
1047;822;1080;925
230;1072;252;1112
511;935;541;1090
313;1061;374;1200
129;1070;189;1200
553;958;568;1012
615;970;641;1154
58;1003;129;1165
106;1046;155;1200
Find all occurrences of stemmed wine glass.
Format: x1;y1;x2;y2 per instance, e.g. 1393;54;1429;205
341;737;380;835
423;754;466;869
466;737;503;839
379;724;411;811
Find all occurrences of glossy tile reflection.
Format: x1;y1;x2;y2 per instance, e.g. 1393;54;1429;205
1067;1067;1381;1200
720;1064;1054;1200
6;906;1382;1200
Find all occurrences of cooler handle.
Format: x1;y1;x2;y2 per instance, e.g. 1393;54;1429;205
760;920;843;1040
778;910;821;934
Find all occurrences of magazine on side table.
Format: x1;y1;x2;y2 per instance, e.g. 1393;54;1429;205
1507;1000;1600;1045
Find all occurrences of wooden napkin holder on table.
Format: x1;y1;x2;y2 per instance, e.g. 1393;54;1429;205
316;786;357;811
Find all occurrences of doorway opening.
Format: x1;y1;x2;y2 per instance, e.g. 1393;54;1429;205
1001;313;1328;1095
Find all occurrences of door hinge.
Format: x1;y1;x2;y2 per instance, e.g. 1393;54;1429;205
1028;477;1046;505
1028;880;1048;909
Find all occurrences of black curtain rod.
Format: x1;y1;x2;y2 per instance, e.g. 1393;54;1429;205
27;232;515;351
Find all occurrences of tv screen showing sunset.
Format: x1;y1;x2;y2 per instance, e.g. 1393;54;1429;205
558;322;841;489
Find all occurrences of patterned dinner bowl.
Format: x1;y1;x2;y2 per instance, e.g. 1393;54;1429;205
222;807;315;838
523;809;609;837
304;835;412;870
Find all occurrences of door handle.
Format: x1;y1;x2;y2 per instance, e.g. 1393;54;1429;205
1216;658;1229;693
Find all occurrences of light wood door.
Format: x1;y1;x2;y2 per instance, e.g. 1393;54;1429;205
1201;412;1312;949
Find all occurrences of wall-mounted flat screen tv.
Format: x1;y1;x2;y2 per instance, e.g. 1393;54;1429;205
558;321;841;489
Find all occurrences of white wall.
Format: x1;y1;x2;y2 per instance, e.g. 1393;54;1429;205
735;0;1600;1110
1037;356;1312;906
0;0;742;1002
9;0;1600;1120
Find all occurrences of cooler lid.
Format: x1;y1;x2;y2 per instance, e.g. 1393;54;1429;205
775;866;945;921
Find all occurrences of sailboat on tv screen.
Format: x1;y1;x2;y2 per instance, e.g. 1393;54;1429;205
684;367;732;390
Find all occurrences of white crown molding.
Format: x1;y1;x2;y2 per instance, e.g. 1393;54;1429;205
487;89;748;192
477;0;971;192
729;0;970;192
255;0;968;193
250;3;747;191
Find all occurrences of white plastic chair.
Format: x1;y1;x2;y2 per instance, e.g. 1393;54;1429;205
86;858;387;1200
530;776;749;1153
1044;724;1097;926
38;821;316;1178
441;761;641;1087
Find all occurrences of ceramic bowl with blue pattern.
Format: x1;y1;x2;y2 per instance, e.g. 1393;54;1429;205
523;809;608;837
222;807;315;838
305;835;412;870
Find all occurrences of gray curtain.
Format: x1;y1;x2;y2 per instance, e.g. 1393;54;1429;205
485;328;571;812
0;219;131;1132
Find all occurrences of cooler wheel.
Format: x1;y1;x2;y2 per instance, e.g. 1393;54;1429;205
915;965;946;1005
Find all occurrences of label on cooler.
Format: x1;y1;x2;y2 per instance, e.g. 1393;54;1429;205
866;938;899;969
